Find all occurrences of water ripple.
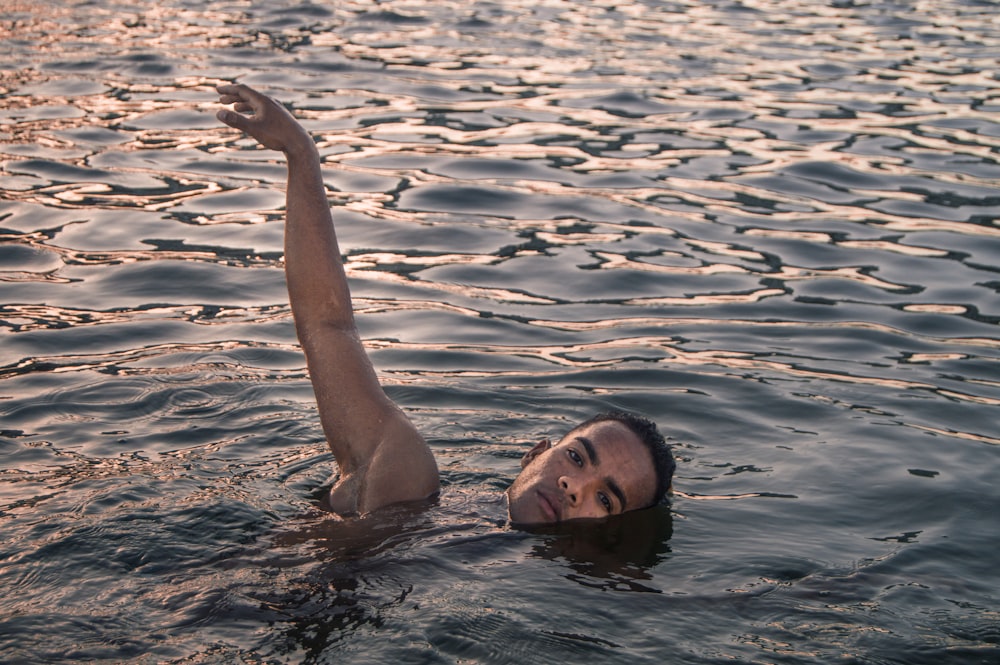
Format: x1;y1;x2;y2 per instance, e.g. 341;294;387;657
2;0;999;662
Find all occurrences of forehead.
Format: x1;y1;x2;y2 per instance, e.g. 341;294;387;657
559;420;657;507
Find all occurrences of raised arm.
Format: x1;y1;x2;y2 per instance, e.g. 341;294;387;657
216;84;439;515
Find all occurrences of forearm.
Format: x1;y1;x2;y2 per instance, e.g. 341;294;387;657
216;83;354;332
282;144;355;333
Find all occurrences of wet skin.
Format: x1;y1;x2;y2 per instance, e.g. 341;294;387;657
506;420;658;525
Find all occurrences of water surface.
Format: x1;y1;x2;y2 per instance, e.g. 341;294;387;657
2;0;999;662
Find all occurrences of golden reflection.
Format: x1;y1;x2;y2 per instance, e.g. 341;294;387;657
935;391;1000;407
880;217;1000;238
903;353;968;363
534;230;631;246
903;304;969;314
625;288;786;306
592;252;749;276
353;297;480;319
685;239;766;262
346;251;510;269
673;490;796;501
836;240;949;258
364;334;679;370
2;179;224;211
0;339;303;381
2;236;264;269
769;266;911;292
0;303;291;333
909;424;1000;447
524;315;1000;351
0;268;71;284
346;264;557;304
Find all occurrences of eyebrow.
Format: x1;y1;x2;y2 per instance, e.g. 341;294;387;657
576;436;598;465
576;436;627;511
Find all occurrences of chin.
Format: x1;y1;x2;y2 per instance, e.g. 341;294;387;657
508;500;557;527
506;491;542;526
509;512;542;526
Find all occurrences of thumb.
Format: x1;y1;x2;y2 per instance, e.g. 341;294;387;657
216;109;247;131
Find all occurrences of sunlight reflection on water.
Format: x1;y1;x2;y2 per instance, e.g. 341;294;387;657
1;0;999;662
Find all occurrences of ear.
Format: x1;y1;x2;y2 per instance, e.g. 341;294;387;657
520;438;551;468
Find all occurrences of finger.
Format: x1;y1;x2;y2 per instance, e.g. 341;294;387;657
216;108;250;131
217;83;269;106
218;93;257;109
216;83;250;97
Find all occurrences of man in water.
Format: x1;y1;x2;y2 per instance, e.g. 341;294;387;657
216;84;676;525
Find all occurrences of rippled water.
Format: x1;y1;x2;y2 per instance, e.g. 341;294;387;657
2;0;999;662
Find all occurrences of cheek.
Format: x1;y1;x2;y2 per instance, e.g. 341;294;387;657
508;461;542;499
574;503;604;520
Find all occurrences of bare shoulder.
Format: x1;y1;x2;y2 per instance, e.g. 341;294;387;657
299;323;439;514
327;407;440;516
361;412;440;512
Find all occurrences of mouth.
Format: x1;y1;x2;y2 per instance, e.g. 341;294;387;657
537;490;561;523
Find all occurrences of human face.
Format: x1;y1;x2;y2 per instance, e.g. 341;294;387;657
506;419;657;526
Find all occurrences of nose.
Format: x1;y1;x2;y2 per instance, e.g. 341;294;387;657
559;475;579;506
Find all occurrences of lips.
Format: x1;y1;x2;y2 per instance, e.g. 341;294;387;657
537;489;561;523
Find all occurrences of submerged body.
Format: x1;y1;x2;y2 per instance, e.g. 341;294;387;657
216;84;674;525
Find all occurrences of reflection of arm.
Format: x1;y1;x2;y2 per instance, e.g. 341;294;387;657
217;85;439;514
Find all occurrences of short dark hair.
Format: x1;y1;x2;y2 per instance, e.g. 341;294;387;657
576;410;676;508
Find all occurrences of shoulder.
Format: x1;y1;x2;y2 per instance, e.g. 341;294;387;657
362;413;440;512
327;411;439;517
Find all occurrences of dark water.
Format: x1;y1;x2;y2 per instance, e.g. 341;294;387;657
2;0;999;662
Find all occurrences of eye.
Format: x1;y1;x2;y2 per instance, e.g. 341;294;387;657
567;449;583;467
598;492;612;513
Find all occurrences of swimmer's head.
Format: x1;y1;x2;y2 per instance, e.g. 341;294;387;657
506;410;675;526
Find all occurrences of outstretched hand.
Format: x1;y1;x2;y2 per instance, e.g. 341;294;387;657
216;84;314;154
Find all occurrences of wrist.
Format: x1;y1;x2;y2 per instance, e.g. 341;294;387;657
283;134;321;165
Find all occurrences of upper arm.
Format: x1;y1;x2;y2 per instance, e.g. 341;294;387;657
299;322;439;513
